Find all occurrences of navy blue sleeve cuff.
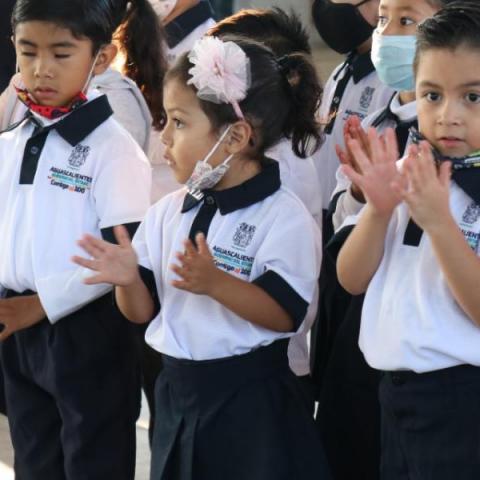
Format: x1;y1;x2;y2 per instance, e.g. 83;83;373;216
101;222;141;244
252;270;308;332
138;266;161;318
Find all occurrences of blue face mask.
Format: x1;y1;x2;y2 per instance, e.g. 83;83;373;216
371;30;417;91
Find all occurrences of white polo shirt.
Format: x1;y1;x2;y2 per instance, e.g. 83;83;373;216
133;162;322;360
359;181;480;373
0;91;151;321
332;94;417;231
314;52;394;209
164;1;216;65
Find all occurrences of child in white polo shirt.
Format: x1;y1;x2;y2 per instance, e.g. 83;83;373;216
338;3;480;478
74;36;331;479
0;0;151;478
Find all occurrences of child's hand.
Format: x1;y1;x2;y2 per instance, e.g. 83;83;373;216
72;225;140;286
336;115;370;202
342;127;403;216
171;233;220;295
0;295;46;341
392;141;452;232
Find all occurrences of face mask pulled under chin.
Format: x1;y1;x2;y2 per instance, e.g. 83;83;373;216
312;0;374;54
186;126;233;197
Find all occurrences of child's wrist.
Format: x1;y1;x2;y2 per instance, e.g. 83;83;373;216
424;211;457;238
204;267;227;299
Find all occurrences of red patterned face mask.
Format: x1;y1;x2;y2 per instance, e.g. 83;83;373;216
15;87;87;120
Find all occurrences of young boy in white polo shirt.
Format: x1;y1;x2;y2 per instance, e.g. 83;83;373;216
338;3;480;477
0;1;151;478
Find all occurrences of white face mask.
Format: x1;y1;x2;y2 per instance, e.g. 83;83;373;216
148;0;178;19
186;126;233;198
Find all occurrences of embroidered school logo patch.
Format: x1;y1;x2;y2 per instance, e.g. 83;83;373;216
233;223;256;249
68;144;90;170
462;202;480;224
48;167;92;194
359;87;375;111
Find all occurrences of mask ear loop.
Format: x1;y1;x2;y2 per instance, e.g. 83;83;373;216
81;48;103;94
202;125;234;166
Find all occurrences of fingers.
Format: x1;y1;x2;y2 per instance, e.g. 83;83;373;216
0;326;12;342
77;235;107;259
341;164;364;189
439;161;452;187
195;233;211;256
71;255;98;271
114;225;132;248
347;137;372;173
183;239;197;258
384;128;399;163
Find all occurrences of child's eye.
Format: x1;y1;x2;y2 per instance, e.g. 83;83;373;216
21;51;35;57
377;16;387;27
425;92;441;102
55;54;71;59
466;92;480;104
400;17;415;26
173;118;184;129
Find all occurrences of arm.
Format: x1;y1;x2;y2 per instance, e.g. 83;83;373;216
395;141;480;326
171;234;294;332
337;127;403;294
0;295;46;341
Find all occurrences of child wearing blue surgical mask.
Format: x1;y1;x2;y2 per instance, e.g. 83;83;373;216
316;1;455;480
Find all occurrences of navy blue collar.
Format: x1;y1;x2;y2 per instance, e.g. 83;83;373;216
335;50;375;84
165;1;214;49
181;161;281;214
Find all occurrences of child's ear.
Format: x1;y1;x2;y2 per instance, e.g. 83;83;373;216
93;44;118;76
225;121;253;155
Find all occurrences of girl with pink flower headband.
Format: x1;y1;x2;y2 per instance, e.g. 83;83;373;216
73;35;329;479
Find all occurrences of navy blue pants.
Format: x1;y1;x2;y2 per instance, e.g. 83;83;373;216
380;365;480;480
0;292;140;480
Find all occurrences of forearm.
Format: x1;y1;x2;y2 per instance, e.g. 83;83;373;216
337;205;391;295
115;274;155;324
208;269;294;333
427;215;480;327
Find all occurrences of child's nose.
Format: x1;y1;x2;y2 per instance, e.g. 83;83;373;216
160;127;172;147
438;100;461;125
33;57;54;79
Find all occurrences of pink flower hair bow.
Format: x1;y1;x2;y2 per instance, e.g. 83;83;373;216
187;36;251;119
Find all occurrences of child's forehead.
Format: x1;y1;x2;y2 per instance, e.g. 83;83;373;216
416;47;480;85
15;20;88;45
164;78;202;113
379;0;435;12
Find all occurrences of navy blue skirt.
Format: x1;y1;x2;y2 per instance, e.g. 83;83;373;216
151;339;331;480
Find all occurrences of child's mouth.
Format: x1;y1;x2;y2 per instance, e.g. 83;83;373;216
438;137;464;149
34;87;57;100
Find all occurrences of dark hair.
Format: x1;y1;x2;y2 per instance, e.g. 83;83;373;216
414;2;480;74
208;7;311;57
12;0;167;129
166;36;322;160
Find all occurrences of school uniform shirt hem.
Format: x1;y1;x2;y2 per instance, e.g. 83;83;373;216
36;270;112;323
252;270;308;331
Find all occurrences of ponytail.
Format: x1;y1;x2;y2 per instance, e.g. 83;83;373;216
278;53;323;158
115;0;167;129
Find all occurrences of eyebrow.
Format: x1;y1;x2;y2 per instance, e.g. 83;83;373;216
166;107;190;115
17;39;77;48
418;80;480;89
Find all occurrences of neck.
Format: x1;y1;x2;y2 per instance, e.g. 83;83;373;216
163;0;200;25
356;37;372;55
398;90;416;105
214;156;262;191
